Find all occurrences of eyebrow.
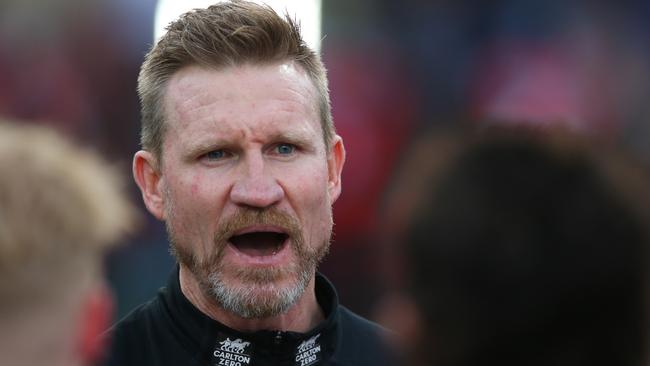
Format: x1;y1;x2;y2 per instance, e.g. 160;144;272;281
269;130;311;143
267;131;318;153
183;139;232;160
182;130;317;159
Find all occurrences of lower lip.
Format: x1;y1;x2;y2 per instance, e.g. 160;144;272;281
225;238;292;265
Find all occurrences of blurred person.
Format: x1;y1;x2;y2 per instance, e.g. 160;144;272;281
0;120;136;366
105;1;394;366
379;128;649;366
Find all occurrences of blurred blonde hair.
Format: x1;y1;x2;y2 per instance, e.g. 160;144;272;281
0;120;137;311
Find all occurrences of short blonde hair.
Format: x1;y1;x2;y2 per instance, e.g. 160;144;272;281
138;0;333;162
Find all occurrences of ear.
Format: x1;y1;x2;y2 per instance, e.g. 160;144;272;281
327;135;346;203
76;282;114;366
133;150;166;220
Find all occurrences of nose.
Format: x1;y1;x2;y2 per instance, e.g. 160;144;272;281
229;156;284;208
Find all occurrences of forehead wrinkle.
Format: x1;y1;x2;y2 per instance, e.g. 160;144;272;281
168;62;317;118
162;62;324;157
276;63;319;116
167;90;218;129
165;66;226;123
263;87;320;139
277;85;315;112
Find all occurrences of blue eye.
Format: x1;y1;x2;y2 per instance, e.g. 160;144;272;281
205;150;226;160
276;144;295;155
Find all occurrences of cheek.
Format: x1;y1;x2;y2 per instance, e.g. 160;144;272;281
167;174;212;215
287;164;333;236
290;162;331;206
164;172;223;251
191;180;200;195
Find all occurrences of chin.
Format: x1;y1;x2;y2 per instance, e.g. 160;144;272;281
205;267;313;319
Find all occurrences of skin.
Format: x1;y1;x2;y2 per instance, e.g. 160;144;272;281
133;61;345;332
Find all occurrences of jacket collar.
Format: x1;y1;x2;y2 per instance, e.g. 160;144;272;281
162;266;340;365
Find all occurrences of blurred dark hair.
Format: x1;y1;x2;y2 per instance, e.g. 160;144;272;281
397;128;649;366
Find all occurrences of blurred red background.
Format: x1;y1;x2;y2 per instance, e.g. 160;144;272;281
2;0;650;319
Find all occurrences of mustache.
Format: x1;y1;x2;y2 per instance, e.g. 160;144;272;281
213;208;302;246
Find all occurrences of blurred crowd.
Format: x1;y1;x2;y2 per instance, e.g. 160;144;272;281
1;0;649;328
324;0;650;314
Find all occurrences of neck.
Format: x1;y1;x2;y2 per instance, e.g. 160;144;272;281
179;265;324;333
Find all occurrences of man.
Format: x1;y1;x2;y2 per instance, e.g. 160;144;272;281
105;1;393;365
0;120;136;366
379;128;650;366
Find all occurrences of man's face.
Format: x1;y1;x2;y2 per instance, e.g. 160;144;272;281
152;62;343;318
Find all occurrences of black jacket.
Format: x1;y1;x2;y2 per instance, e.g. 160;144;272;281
104;268;396;366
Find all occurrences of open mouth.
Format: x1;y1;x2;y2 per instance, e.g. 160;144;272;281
229;231;289;257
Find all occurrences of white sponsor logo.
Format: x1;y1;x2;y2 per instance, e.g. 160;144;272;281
214;338;252;366
295;334;321;366
219;338;251;354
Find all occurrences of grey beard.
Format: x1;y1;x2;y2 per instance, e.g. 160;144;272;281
205;267;313;318
165;205;332;319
